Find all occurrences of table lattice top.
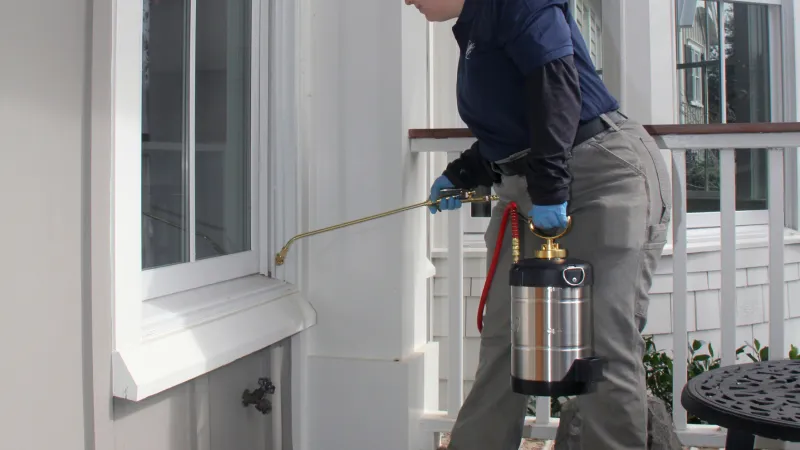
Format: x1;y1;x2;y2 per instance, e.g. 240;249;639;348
681;359;800;442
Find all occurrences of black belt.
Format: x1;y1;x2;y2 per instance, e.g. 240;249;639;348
574;110;627;146
491;110;627;177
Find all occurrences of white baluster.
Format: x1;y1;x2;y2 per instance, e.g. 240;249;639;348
447;151;464;418
672;149;689;430
720;149;736;367
768;148;785;357
536;397;550;425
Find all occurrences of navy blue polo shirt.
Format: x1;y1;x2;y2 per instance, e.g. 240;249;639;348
453;0;619;162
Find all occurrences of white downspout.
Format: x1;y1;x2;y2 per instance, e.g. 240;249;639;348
271;343;284;450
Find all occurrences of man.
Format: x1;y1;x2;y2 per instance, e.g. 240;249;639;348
405;0;673;449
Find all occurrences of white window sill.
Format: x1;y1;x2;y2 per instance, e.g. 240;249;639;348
430;225;800;259
112;275;316;401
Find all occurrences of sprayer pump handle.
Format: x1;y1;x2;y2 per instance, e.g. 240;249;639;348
437;188;471;201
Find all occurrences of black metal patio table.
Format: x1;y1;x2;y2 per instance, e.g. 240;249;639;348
681;359;800;449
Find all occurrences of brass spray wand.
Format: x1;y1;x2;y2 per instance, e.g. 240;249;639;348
274;189;499;266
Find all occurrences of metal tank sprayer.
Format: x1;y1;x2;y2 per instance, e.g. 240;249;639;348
275;193;605;397
479;202;606;397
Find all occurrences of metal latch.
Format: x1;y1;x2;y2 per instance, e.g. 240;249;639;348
562;266;586;286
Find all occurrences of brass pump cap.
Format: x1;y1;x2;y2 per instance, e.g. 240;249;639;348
529;217;572;260
534;242;567;260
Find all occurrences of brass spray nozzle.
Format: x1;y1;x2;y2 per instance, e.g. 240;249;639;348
274;189;498;266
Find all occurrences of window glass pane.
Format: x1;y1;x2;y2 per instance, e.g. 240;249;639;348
142;0;190;269
675;0;772;213
195;0;252;260
726;1;770;211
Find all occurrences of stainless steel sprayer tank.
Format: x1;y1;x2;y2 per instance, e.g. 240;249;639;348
509;219;606;396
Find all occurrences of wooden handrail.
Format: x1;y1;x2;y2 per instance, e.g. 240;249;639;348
408;122;800;139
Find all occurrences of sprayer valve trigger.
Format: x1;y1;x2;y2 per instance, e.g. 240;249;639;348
437;188;470;201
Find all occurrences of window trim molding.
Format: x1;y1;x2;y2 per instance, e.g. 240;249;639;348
112;0;146;352
95;0;315;402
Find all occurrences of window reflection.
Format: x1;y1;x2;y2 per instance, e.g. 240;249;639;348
676;0;774;213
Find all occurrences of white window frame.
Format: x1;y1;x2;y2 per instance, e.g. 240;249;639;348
684;40;704;107
571;0;602;57
573;0;585;34
94;0;314;401
588;5;602;69
138;0;260;301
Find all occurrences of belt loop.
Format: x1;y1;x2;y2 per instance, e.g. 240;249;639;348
600;113;622;132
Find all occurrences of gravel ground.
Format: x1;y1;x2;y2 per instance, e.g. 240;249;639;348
436;434;549;450
436;434;725;450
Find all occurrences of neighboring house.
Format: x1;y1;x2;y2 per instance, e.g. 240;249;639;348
2;1;797;450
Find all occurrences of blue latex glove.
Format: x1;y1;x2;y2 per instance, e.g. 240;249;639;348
529;203;568;231
428;175;461;214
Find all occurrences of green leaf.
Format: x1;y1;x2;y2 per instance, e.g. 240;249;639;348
693;354;711;362
747;353;759;363
790;345;799;360
760;346;769;361
754;339;761;350
692;340;703;351
708;342;715;357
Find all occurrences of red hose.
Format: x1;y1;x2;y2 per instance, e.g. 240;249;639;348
477;202;520;333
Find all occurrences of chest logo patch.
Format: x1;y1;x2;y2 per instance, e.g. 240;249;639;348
465;41;475;59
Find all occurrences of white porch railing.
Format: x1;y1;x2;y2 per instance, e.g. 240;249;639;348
409;123;800;449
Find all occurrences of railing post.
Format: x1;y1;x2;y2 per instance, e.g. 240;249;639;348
446;151;464;418
671;149;689;430
768;148;786;357
720;149;737;367
535;397;550;425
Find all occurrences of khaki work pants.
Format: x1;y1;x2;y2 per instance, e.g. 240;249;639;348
447;116;673;450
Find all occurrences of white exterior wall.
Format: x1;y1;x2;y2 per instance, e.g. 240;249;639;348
0;0;89;447
1;1;290;449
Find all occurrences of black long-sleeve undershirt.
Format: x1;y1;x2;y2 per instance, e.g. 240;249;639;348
441;139;497;189
522;54;582;205
442;55;582;204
